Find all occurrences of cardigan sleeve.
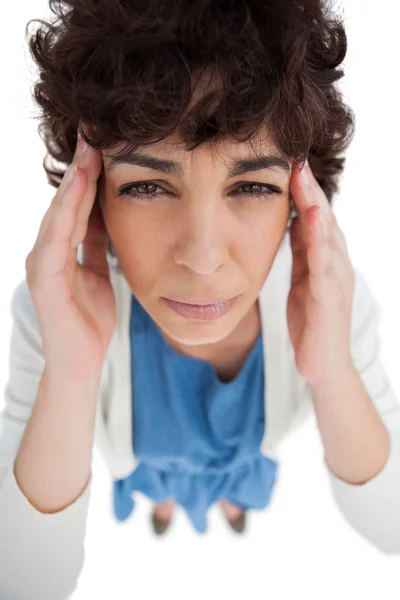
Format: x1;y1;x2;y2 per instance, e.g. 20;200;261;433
323;268;400;554
0;278;93;599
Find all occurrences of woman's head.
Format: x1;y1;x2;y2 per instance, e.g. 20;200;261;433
27;0;354;347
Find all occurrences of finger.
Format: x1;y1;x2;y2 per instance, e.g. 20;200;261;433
315;202;349;259
35;132;89;245
289;162;316;246
290;161;315;215
292;161;349;260
34;169;77;246
70;134;103;249
299;160;331;211
291;160;333;230
289;217;309;285
289;215;306;252
305;206;333;307
42;130;103;274
301;165;349;258
35;166;86;279
81;199;110;279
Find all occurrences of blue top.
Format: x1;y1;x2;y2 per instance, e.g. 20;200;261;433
113;293;279;533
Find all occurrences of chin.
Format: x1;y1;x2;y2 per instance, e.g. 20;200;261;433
158;319;235;347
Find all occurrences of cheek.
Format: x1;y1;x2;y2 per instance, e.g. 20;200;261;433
238;224;279;272
103;197;289;277
236;206;289;279
105;210;168;276
240;204;287;248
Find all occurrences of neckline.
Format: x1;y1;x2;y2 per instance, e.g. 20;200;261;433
130;292;264;386
157;322;263;386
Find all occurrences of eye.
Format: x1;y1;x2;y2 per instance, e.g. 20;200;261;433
115;180;282;203
115;181;166;202
232;182;281;201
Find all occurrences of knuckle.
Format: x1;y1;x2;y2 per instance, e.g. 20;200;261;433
26;273;38;293
24;252;32;274
25;260;38;291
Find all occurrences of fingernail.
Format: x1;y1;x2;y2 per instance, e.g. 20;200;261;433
77;127;89;154
301;163;310;186
81;137;89;153
67;164;77;183
60;164;77;194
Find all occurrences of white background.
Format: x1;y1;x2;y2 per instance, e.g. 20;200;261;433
1;0;399;598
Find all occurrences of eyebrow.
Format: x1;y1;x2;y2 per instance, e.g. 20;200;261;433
104;151;291;178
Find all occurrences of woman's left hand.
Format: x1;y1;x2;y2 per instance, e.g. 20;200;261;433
287;160;356;387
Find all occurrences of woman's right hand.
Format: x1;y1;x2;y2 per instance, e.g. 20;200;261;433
25;130;117;381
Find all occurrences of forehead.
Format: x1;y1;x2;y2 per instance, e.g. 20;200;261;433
102;132;290;176
104;130;276;158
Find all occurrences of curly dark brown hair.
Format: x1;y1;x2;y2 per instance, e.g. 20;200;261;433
26;0;355;270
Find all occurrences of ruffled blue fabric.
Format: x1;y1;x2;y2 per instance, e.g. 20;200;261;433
113;293;279;533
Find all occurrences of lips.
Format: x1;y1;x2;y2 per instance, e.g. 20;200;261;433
161;296;239;321
163;297;237;306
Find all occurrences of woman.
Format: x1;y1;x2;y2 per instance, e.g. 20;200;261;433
1;0;400;597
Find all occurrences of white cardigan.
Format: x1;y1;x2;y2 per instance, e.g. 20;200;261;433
1;234;400;599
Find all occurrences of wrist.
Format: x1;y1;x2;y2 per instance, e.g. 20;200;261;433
310;359;356;394
41;364;103;389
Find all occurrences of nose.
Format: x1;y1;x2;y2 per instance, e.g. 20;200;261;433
173;201;230;275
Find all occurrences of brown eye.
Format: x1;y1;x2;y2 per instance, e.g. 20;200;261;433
233;182;281;200
115;181;166;201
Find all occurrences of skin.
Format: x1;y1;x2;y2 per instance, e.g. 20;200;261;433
97;134;294;523
98;135;293;373
84;65;360;523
